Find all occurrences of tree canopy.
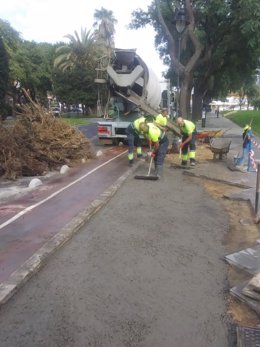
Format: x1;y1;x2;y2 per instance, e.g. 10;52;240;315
129;0;260;119
93;7;117;52
0;36;9;103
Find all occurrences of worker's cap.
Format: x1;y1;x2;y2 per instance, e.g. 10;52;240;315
139;122;149;133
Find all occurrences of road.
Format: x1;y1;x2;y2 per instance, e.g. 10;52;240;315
0;116;249;346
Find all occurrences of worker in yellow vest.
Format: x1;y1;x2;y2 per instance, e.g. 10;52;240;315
176;116;197;166
139;122;169;178
125;116;146;165
154;108;169;131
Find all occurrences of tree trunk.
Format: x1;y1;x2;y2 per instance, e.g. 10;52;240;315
155;0;204;121
186;84;192;118
192;93;203;121
179;72;192;119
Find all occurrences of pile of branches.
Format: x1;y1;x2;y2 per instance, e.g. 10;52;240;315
0;96;96;180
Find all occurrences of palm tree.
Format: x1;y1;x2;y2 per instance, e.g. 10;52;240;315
54;28;98;72
93;7;118;60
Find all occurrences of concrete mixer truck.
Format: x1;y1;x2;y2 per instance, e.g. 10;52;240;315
95;48;179;145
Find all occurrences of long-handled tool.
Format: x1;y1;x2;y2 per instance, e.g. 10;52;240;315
134;156;159;180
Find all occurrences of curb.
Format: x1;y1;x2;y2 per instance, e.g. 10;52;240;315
183;170;252;189
0;162;141;306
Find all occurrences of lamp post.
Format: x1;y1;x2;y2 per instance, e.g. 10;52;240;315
174;9;187;118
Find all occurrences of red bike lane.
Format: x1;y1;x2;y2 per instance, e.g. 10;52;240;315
0;147;129;285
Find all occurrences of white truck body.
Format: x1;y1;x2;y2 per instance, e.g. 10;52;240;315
96;48;162;145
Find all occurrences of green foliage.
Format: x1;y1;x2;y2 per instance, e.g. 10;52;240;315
252;99;260;110
53;66;97;107
61;117;89;126
53;28;101;108
93;7;117;50
0;18;56;104
54;28;98;72
0;102;12;120
14;41;55;101
0;19;20;51
0;35;9;101
0;18;100;109
247;85;260;108
227;110;260;135
129;0;260;102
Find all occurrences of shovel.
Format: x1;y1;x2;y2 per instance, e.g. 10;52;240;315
134;156;159;180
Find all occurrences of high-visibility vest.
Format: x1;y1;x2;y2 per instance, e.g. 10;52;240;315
133;116;145;132
155;114;167;127
145;123;163;142
180;120;195;135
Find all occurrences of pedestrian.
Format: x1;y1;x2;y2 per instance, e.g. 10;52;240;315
235;124;253;168
215;106;220;118
125;116;146;165
176;116;197;166
139;122;169;178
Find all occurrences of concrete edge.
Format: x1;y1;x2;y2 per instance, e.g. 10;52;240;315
0;162;141;306
183;170;252;189
183;170;258;218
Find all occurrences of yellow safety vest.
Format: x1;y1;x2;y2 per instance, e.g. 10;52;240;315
133;116;145;132
145;123;163;142
180;120;195;135
155;114;167;127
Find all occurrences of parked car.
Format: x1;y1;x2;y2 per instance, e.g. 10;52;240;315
50;107;60;117
70;108;83;114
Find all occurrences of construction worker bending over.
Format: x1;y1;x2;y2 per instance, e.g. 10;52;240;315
176;117;197;166
139;122;169;178
125;116;145;165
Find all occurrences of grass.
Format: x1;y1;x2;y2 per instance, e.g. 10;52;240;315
225;110;260;136
60;113;98;126
61;117;90;126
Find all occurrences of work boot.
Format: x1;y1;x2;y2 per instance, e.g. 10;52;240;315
155;165;163;179
181;160;187;167
190;159;196;166
129;159;134;166
137;154;144;159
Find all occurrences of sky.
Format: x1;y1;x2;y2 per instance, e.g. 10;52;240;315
0;0;167;80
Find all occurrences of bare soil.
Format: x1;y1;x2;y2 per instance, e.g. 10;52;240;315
186;142;260;327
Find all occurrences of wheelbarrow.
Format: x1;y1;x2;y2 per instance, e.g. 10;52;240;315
210;138;232;160
196;129;225;143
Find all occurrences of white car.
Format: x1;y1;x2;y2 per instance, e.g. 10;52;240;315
50;107;60;117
